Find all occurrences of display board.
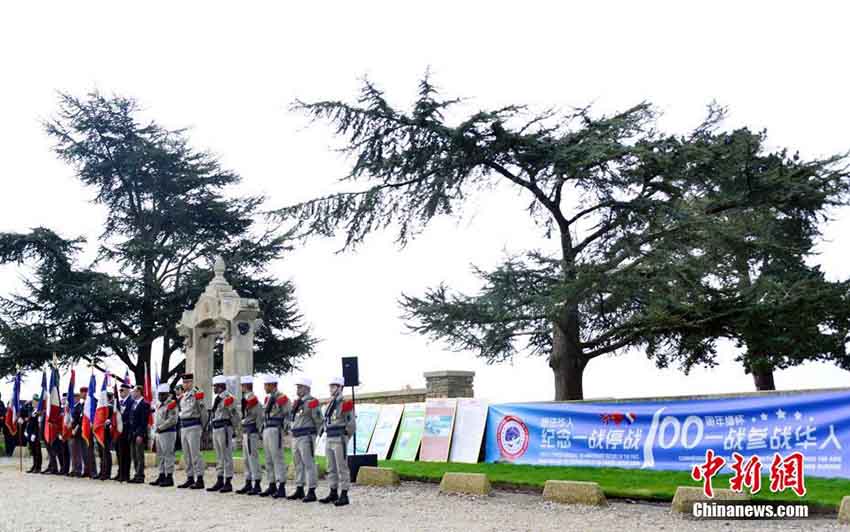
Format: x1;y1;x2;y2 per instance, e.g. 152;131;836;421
367;404;404;460
420;398;457;462
449;398;489;463
390;402;426;461
347;403;381;455
484;389;850;479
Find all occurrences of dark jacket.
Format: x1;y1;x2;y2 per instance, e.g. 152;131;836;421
71;402;87;440
119;396;133;438
128;398;150;440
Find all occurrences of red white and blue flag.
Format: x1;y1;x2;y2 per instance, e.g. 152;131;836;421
3;371;21;436
62;369;76;440
81;372;97;445
43;366;62;444
36;370;47;415
93;386;110;447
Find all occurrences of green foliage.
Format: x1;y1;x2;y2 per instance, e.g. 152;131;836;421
281;75;850;398
641;119;850;380
0;92;316;380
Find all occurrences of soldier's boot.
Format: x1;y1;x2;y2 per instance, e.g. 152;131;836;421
149;474;164;486
220;478;233;493
235;478;252;494
206;476;224;492
334;490;350;507
286;486;304;500
160;474;174;487
259;482;276;497
248;480;262;496
302;488;317;503
177;476;194;489
319;489;338;504
191;476;205;490
272;483;287;499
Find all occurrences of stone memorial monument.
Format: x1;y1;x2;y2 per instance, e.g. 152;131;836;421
176;256;261;405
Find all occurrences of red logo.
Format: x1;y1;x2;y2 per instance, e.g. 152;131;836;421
496;415;529;460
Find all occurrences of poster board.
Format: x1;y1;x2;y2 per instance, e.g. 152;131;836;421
449;398;489;463
367;404;404;460
390;402;426;461
347;403;381;455
420;398;457;462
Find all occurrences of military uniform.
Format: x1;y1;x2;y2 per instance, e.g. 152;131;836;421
154;390;178;487
320;378;356;506
239;378;263;495
177;376;206;489
287;381;323;501
208;376;239;493
260;381;290;498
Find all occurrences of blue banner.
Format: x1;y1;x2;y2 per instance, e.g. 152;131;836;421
485;389;850;479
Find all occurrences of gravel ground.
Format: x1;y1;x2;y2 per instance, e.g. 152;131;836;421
0;460;841;531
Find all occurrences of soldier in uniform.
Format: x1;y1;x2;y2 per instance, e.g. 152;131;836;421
58;393;70;475
260;375;289;499
237;375;263;495
68;390;84;477
23;396;42;473
207;375;239;493
150;384;178;487
319;376;355;506
114;382;133;481
177;373;206;489
286;377;323;503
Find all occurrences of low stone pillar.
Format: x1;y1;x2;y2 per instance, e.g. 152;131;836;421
671;486;749;513
838;496;850;524
542;480;607;506
424;371;475;398
356;466;400;486
439;472;491;495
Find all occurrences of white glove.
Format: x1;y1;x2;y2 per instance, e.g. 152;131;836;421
30;435;36;442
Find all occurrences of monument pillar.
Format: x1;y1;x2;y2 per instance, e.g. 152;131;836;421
177;256;261;407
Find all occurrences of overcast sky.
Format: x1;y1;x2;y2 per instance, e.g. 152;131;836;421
1;1;848;403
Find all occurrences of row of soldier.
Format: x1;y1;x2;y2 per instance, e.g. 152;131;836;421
154;372;356;506
16;372;356;506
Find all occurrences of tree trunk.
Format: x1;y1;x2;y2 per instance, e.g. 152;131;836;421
134;343;151;388
751;365;776;391
550;319;586;401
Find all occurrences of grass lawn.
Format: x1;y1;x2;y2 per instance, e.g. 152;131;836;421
173;448;848;509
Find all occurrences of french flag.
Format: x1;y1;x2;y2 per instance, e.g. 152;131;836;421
43;367;62;444
36;370;47;415
4;371;21;436
81;372;97;445
93;389;110;447
62;370;76;440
